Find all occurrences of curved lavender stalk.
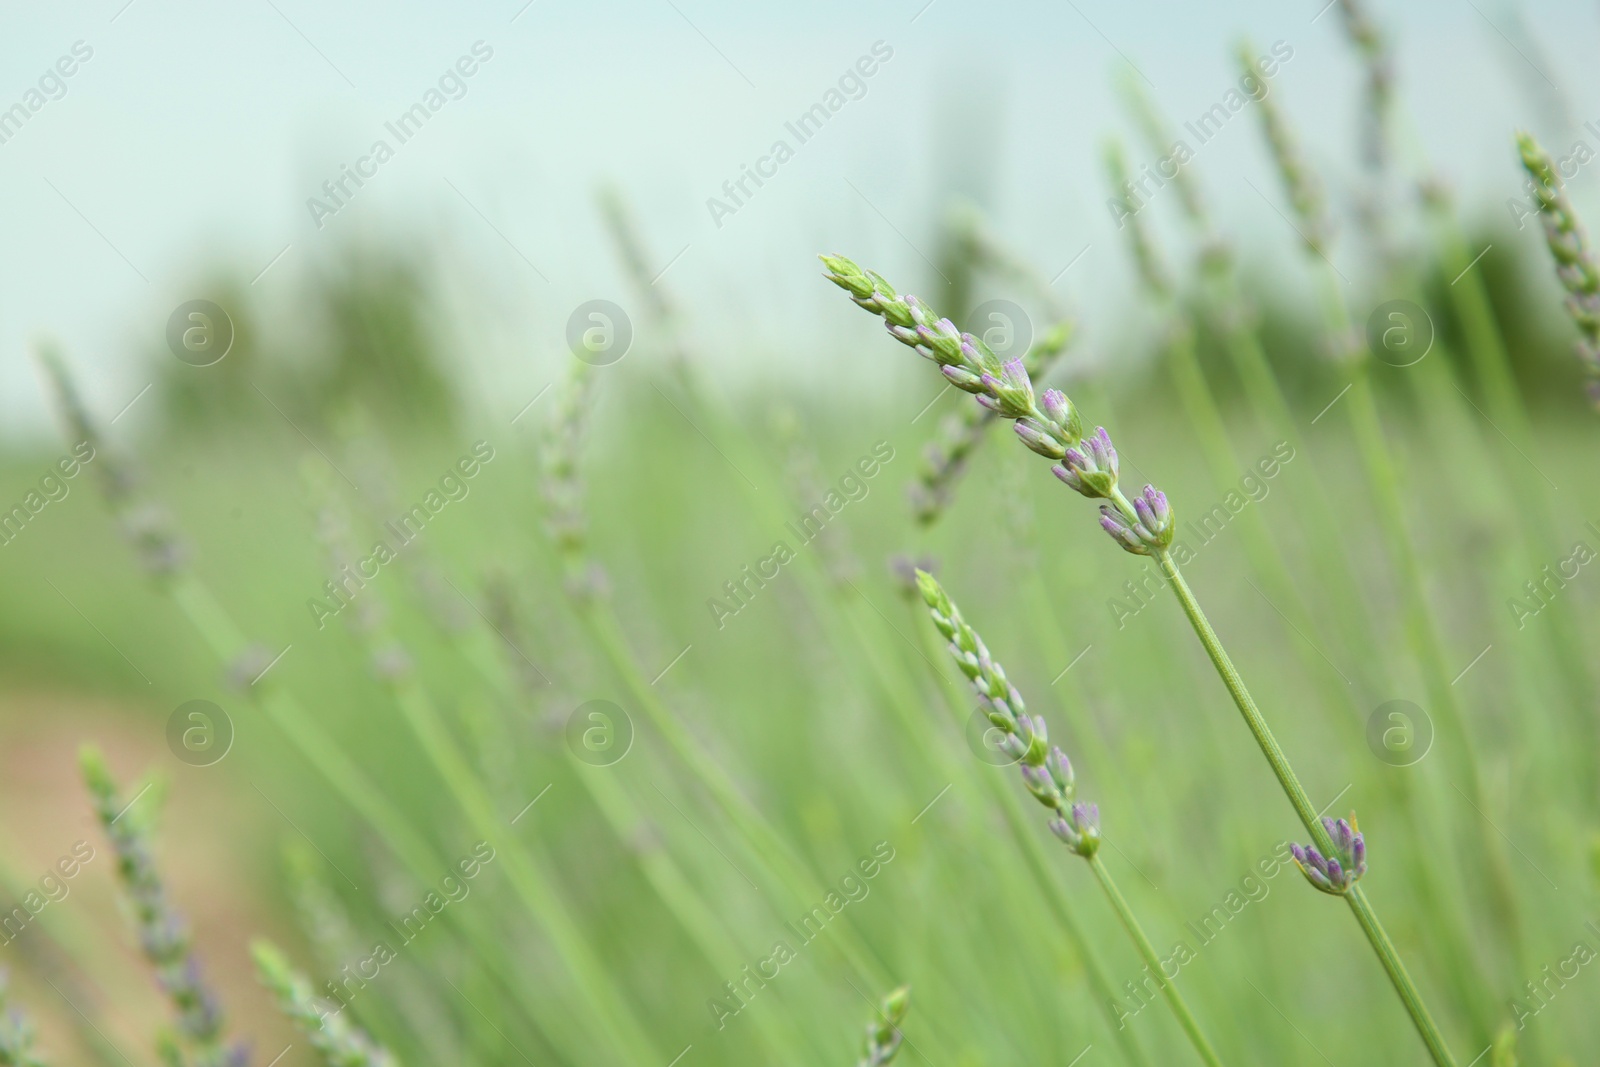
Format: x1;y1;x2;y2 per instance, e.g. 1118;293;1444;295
81;749;248;1067
915;571;1225;1067
820;254;1457;1067
856;986;910;1067
252;941;397;1067
1517;131;1600;409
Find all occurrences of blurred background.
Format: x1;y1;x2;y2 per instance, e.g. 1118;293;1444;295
1;0;1598;1064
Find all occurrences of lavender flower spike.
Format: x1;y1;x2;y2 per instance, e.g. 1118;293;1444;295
0;970;47;1067
83;747;247;1067
914;570;1100;858
857;985;911;1067
1291;813;1368;895
1516;131;1600;409
819;254;1085;451
252;941;398;1067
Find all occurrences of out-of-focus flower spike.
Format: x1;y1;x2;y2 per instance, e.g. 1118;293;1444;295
0;969;48;1067
857;985;911;1067
1517;131;1600;409
83;747;247;1067
252;941;398;1067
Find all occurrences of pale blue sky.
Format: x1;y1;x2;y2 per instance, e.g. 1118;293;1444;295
1;0;1596;437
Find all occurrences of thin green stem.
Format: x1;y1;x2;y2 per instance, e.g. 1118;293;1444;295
165;576;584;1063
576;599;895;991
457;623;819;1067
1087;854;1225;1067
1152;551;1457;1067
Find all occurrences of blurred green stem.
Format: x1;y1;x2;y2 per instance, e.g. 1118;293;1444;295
575;598;894;991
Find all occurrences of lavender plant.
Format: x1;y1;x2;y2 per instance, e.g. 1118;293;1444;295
819;253;1457;1066
1516;131;1600;409
915;571;1225;1067
39;350;612;1067
1103;138;1347;704
536;360;911;1020
1240;45;1534;992
81;748;248;1067
251;941;397;1067
856;986;910;1067
0;972;46;1067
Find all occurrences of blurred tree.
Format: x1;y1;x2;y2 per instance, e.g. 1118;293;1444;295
153;240;459;438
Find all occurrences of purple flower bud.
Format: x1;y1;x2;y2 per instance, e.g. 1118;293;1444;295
940;364;986;393
1053;427;1119;497
958;337;989;373
1040;388;1072;425
1129;485;1174;550
1099;506;1148;555
915;317;964;365
1065;801;1101;857
1051;459;1082;493
904;294;932;327
1048;747;1074;792
999;358;1030;391
1015;419;1067;460
1084;427;1116;467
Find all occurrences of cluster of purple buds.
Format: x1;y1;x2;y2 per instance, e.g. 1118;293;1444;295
1098;485;1174;555
120;502;190;577
1052;427;1119;498
974;358;1036;419
1013;387;1083;459
1048;802;1101;858
1291;814;1367;895
1018;745;1074;804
